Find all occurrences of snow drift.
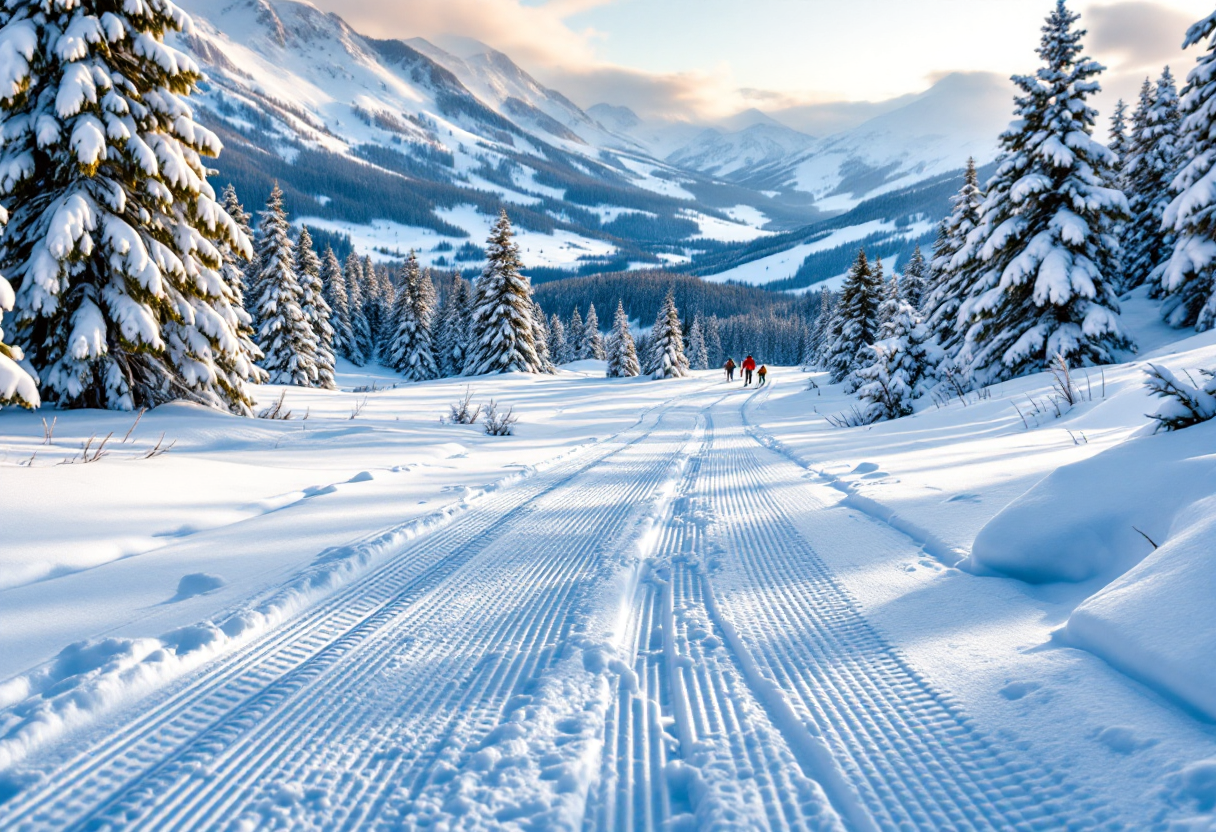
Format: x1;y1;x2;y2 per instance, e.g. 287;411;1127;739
968;423;1216;584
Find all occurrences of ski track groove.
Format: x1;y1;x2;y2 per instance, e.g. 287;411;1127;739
0;400;707;831
699;405;1104;831
585;413;841;832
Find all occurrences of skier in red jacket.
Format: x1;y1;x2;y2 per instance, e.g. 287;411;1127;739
742;355;756;386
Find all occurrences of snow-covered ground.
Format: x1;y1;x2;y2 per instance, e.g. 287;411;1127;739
2;312;1216;828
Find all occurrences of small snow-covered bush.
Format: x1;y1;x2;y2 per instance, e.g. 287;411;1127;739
483;401;518;436
449;388;482;425
1144;364;1216;432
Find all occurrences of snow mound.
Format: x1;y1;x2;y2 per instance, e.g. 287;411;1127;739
172;572;225;601
968;423;1216;584
1067;485;1216;720
560;359;608;374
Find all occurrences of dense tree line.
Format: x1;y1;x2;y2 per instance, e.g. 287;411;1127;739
534;271;813;328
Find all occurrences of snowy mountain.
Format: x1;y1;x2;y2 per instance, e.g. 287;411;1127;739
667;122;819;179
405;36;640;152
776;72;1013;211
599;72;1009;215
169;0;781;277
168;0;1013;287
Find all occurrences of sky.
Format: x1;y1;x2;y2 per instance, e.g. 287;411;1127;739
313;0;1216;129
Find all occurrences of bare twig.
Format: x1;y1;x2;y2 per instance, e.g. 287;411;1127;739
142;432;175;459
1132;526;1159;550
41;416;56;445
1049;353;1077;407
1013;403;1029;430
122;408;146;443
350;397;369;419
63;432;114;464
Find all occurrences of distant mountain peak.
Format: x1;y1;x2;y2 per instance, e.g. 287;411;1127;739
588;103;641;131
717;107;785;132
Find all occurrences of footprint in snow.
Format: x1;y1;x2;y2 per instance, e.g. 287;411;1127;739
947;493;983;503
850;462;881;475
999;680;1042;701
1096;726;1156;755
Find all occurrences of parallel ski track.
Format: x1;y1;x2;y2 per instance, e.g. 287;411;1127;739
0;397;713;831
585;413;841;832
697;404;1102;831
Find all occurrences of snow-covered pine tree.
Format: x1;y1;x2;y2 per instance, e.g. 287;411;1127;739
1159;11;1216;330
548;314;570;365
0;273;38;408
0;0;257;411
650;288;689;379
899;246;929;309
1124;70;1181;292
1108;98;1130;188
358;256;382;356
219;185;266;383
824;248;883;387
581;303;605;360
633;330;652;368
606;300;640;378
220;185;253;309
958;2;1131;383
254;186;317;386
464;211;542;375
295;227;335;389
687;313;709;370
374;261;397;355
385;251;437;381
921;158;984;356
322;246;359;365
343;252;374;361
431;275;453;377
532;299;555;373
1124;79;1155;189
437;273;472;377
806;289;835;367
416;267;433;331
705;314;724;368
855;280;936;422
384;265;414;376
568;307;585;361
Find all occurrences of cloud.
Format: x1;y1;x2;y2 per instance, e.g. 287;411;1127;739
308;0;817;121
1085;2;1196;72
314;0;602;75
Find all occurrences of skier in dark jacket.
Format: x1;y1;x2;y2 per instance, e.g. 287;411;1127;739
758;365;768;386
724;357;736;381
742;355;756;386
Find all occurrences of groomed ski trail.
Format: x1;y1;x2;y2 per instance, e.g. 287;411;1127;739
3;382;1116;831
0;391;720;831
586;390;1106;831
